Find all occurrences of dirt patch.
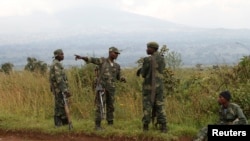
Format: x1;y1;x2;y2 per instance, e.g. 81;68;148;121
0;130;106;141
0;130;193;141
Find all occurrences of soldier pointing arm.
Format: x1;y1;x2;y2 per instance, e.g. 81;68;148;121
74;46;126;130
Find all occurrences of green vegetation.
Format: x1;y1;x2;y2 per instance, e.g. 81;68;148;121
24;57;48;74
0;55;250;141
1;62;14;74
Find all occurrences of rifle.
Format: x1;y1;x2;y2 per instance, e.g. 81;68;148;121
151;46;168;128
94;60;108;120
62;92;73;130
151;54;157;128
95;84;106;120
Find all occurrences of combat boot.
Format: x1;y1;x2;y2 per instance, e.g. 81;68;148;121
95;121;103;131
193;136;205;141
108;120;113;125
143;124;149;132
54;116;62;127
160;123;167;133
61;117;69;125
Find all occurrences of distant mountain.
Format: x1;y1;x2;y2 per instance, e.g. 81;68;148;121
0;5;250;69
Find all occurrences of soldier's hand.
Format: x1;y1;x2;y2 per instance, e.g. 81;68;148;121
74;54;82;60
120;77;126;83
75;55;88;61
64;91;72;98
136;68;141;77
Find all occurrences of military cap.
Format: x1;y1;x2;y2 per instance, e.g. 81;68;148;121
219;91;231;101
109;46;120;54
53;49;63;57
147;41;159;49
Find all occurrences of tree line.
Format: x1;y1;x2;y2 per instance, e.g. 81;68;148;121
1;45;182;74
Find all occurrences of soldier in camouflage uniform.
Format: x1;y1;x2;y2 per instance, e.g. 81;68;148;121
194;90;248;141
74;47;126;130
137;41;167;133
49;49;71;127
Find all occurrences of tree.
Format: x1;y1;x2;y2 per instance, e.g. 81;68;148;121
195;63;203;71
1;62;14;74
164;51;182;70
24;57;48;74
234;55;250;82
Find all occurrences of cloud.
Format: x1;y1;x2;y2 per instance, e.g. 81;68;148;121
0;0;93;16
0;0;51;16
119;0;250;28
0;0;249;28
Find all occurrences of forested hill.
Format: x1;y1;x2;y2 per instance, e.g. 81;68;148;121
0;6;250;69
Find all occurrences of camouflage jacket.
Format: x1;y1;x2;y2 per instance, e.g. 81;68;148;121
87;57;122;89
140;51;165;90
49;59;69;94
218;103;248;125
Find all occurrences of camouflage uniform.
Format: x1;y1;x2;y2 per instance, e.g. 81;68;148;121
85;55;122;127
138;42;167;132
194;102;248;141
49;49;69;126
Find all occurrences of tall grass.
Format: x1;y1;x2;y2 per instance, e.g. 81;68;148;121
0;67;216;124
0;65;249;140
0;71;52;118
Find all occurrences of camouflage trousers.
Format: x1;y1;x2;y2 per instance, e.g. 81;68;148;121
142;89;167;125
194;126;208;141
54;92;67;120
95;88;115;123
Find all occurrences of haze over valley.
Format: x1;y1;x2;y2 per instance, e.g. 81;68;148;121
1;5;250;69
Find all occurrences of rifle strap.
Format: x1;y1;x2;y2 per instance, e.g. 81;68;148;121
96;58;109;87
151;54;156;104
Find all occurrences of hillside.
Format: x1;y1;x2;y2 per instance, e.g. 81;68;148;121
0;5;250;69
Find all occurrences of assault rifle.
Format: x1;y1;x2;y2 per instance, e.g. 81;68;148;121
62;92;73;130
95;84;106;120
94;63;107;120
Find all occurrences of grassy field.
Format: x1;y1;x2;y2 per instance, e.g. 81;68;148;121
0;64;249;140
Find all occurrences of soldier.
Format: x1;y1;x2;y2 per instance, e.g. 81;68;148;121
74;46;126;130
49;49;72;128
194;90;248;141
137;41;167;133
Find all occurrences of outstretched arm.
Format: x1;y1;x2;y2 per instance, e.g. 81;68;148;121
74;54;88;61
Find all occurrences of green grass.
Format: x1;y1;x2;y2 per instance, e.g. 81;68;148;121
1;65;250;140
0;113;196;141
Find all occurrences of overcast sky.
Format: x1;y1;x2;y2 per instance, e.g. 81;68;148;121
0;0;249;29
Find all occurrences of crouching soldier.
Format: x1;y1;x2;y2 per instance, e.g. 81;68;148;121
194;91;248;141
